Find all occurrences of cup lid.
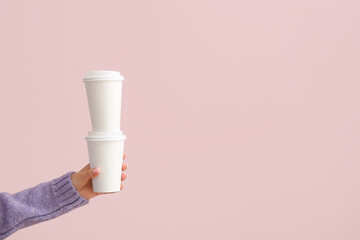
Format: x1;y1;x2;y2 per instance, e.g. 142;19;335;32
85;131;127;141
83;70;124;81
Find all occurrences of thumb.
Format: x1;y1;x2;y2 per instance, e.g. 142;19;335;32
79;167;100;182
89;167;100;179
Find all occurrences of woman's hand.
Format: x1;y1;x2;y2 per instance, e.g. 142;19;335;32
71;153;128;200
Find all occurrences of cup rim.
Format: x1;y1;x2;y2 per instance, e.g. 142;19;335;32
83;70;124;81
85;131;126;141
83;77;124;82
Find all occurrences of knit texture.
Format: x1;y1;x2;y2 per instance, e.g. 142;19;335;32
0;172;89;239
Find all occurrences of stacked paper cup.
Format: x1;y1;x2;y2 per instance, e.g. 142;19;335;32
83;70;126;193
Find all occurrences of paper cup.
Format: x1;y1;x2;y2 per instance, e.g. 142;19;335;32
83;70;125;132
85;131;126;193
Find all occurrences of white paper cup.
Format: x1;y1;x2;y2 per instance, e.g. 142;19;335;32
85;131;126;193
83;70;125;132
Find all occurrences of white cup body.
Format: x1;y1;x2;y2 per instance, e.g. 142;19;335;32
84;70;124;132
85;131;126;193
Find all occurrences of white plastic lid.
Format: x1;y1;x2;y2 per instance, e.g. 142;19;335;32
83;70;124;81
85;131;127;141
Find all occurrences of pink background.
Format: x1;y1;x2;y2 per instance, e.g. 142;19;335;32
1;0;360;239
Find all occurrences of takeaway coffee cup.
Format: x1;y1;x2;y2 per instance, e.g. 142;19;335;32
83;70;125;132
85;131;126;193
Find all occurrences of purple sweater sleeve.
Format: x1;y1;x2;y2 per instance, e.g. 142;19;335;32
0;171;89;239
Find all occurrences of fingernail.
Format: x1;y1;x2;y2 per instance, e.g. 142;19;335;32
92;168;100;174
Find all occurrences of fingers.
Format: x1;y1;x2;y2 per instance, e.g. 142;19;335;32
121;173;127;181
121;153;127;190
122;163;128;171
122;152;127;171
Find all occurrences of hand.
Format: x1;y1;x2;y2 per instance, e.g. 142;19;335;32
71;153;128;200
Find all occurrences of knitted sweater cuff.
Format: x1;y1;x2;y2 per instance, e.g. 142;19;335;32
51;171;89;211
